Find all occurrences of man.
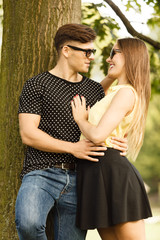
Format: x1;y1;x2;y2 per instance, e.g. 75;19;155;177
15;24;127;240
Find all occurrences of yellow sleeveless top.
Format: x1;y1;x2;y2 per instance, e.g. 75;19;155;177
80;84;138;148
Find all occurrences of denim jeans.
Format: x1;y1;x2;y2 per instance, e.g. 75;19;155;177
15;167;87;240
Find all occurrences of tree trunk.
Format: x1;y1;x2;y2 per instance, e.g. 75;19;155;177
0;0;81;239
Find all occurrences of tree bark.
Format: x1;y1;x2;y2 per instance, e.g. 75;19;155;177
0;0;81;239
104;0;160;49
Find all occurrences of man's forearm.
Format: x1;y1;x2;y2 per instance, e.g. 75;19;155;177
20;127;74;154
20;127;108;161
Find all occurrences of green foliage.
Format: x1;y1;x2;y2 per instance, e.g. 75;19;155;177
121;0;160;27
121;0;160;14
149;47;160;94
121;0;141;12
82;3;120;76
133;94;160;192
82;3;120;40
147;1;160;29
100;45;112;76
148;17;160;27
82;1;160;93
144;0;160;12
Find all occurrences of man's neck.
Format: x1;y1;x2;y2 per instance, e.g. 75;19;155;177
49;65;83;83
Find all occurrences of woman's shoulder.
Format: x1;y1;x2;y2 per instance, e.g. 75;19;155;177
110;84;137;100
110;84;135;92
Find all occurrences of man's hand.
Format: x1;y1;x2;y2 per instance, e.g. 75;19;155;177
110;135;128;156
71;139;107;162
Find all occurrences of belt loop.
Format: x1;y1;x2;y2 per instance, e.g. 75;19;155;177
62;163;65;170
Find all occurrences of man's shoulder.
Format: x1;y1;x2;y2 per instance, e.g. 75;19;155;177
84;76;102;87
23;72;61;92
25;71;50;85
84;77;104;94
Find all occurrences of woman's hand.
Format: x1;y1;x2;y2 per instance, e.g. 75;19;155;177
111;135;128;156
71;95;89;124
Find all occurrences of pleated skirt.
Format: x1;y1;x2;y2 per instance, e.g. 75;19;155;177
76;148;152;230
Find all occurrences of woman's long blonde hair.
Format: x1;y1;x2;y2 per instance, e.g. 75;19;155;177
117;37;151;161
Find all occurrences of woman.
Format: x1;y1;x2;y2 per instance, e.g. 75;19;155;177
71;38;152;240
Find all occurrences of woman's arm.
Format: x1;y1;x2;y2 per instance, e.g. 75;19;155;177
71;88;135;145
100;75;116;94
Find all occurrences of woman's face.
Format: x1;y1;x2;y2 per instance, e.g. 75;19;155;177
106;43;127;82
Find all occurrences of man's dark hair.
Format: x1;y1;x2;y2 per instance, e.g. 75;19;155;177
54;23;96;54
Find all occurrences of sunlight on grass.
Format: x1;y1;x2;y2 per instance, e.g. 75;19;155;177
146;222;160;240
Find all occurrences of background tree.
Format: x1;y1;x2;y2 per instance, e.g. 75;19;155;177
104;0;160;49
0;0;81;239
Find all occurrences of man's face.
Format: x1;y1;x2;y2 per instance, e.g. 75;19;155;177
62;41;96;73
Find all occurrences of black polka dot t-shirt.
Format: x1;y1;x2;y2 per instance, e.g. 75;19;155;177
18;71;105;178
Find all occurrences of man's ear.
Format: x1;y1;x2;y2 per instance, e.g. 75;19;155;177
61;46;69;58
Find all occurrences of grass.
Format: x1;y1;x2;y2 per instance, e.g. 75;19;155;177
145;193;160;240
146;222;160;240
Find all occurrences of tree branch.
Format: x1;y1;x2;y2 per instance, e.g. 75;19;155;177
104;0;160;50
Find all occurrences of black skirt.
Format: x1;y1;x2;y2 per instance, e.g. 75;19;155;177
76;148;152;230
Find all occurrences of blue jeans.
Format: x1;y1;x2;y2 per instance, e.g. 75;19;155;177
15;167;87;240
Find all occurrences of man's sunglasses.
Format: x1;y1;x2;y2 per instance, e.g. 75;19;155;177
110;48;121;59
67;45;96;58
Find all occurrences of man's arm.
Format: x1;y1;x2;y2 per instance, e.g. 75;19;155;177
19;113;107;162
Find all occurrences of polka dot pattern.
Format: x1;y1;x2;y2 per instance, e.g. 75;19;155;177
18;71;105;178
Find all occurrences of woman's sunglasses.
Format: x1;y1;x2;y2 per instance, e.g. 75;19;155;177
110;48;122;59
